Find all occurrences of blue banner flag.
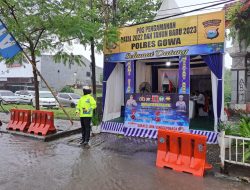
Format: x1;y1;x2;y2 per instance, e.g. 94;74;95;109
0;20;22;59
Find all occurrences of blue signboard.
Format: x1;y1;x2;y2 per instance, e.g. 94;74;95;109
105;43;224;62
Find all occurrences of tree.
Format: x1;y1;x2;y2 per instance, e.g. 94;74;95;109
112;0;162;25
226;1;250;50
0;0;162;106
69;0;162;98
0;0;83;109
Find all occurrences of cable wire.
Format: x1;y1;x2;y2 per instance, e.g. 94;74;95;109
156;6;225;17
158;0;236;12
124;0;237;27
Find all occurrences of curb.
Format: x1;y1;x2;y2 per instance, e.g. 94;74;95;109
44;127;81;142
0;125;81;142
214;172;250;183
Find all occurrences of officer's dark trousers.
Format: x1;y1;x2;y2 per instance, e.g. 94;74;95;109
80;117;91;142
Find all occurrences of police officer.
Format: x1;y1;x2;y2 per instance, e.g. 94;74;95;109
76;86;97;147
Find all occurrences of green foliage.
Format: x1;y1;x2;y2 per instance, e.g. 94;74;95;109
113;0;162;25
219;116;250;137
220;116;250;162
66;0;162;96
0;0;162;108
53;52;85;66
245;148;250;162
60;86;74;93
0;0;77;57
0;0;162;62
91;113;100;126
218;122;238;135
226;1;250;48
0;0;85;109
69;0;162;52
238;116;250;162
238;116;250;138
224;68;232;103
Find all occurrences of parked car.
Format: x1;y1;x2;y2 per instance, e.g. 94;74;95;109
14;91;21;96
57;93;81;108
32;91;59;109
17;90;35;104
0;90;20;104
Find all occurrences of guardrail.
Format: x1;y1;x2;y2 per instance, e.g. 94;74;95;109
220;131;250;170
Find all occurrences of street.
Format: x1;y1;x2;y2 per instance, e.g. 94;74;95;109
0;133;249;190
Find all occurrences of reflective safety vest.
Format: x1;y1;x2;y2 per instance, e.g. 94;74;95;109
76;94;97;117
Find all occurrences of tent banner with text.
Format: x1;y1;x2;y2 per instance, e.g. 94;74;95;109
124;93;189;132
178;56;190;94
104;11;225;55
104;43;224;62
125;60;135;93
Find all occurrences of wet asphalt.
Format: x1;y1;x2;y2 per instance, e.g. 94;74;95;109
0;132;249;190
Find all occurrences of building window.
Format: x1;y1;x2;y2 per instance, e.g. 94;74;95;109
86;72;91;77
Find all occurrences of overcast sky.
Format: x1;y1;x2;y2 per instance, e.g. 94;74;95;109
69;0;232;68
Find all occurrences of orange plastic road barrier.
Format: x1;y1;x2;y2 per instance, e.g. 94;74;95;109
28;110;56;136
7;109;19;130
7;109;31;132
156;129;212;177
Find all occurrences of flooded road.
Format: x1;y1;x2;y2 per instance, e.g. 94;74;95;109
0;133;249;190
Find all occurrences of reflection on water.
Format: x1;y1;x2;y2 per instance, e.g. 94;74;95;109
0;133;248;190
